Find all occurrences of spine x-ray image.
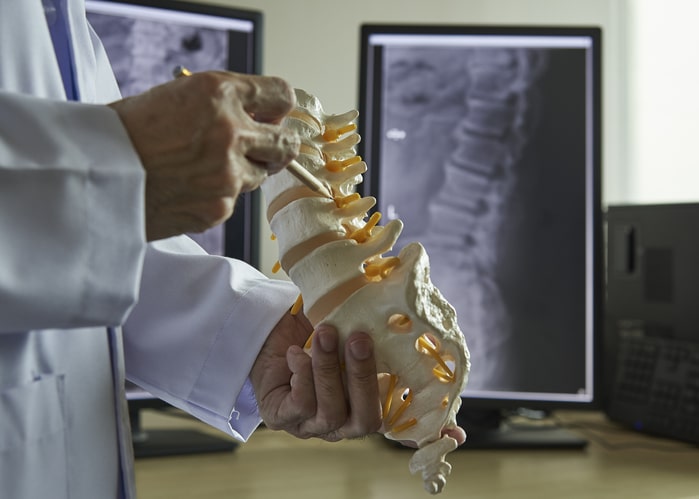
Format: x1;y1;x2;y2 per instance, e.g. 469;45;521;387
87;13;229;96
378;45;589;394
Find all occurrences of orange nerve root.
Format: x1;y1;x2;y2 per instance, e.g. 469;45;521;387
322;123;357;142
417;336;455;383
290;294;304;316
325;155;361;173
349;212;381;243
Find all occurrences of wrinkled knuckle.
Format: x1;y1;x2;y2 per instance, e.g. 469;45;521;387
297;406;317;423
280;129;301;157
231;77;258;104
314;361;342;382
346;359;378;386
321;432;342;443
262;129;300;167
210;115;240;149
317;414;347;434
191;71;226;99
289;396;317;422
268;76;296;112
313;375;339;398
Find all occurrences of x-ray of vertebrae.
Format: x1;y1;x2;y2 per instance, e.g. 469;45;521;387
379;46;589;394
88;13;228;96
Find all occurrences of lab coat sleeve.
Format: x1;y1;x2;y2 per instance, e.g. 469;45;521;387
0;91;146;332
122;235;299;441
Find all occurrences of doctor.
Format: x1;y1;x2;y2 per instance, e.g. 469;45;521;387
0;1;381;498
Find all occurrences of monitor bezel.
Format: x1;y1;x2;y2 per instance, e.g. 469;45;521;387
358;24;604;411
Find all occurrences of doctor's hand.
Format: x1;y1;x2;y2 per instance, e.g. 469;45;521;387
108;71;300;241
250;313;382;442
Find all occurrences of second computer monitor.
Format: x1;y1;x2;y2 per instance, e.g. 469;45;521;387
358;25;603;411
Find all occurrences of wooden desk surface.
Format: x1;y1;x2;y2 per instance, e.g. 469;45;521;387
135;410;699;499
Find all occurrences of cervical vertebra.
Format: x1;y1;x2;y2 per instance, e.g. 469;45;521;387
261;90;470;494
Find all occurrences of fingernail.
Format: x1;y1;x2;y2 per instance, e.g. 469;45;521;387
317;328;337;353
349;337;372;361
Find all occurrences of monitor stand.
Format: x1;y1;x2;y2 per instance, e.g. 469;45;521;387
456;409;588;450
130;407;238;458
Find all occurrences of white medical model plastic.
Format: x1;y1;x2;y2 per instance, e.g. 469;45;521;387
261;89;470;494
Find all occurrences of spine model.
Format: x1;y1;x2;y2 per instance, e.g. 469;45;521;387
261;89;470;494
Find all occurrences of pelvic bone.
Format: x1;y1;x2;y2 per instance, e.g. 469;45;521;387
261;89;470;494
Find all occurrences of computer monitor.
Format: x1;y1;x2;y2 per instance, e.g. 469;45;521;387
85;0;263;456
358;25;603;447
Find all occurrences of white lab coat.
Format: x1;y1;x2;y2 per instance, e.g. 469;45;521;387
0;1;297;498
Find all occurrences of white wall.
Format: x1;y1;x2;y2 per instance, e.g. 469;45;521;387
189;0;628;275
626;0;699;204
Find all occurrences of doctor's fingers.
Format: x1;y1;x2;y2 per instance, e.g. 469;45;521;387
310;332;381;441
173;71;296;124
300;326;350;441
269;331;341;438
156;126;294;202
335;333;382;437
231;73;298;124
234;123;300;177
295;329;381;442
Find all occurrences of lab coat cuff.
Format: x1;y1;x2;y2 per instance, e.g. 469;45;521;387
188;276;298;436
227;378;263;441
